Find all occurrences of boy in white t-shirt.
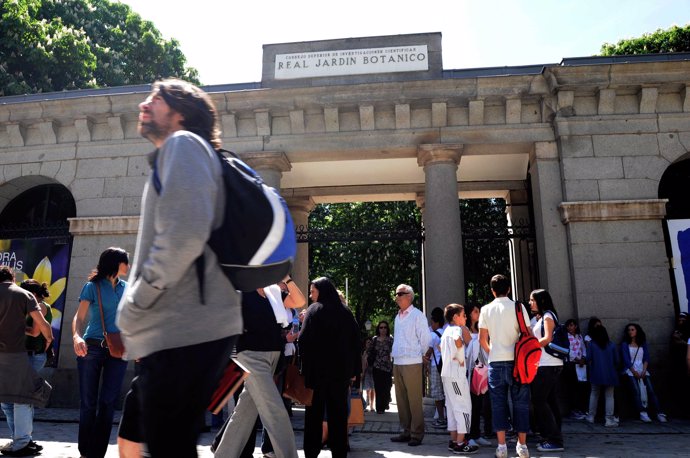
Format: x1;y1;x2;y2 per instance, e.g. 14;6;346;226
440;303;478;455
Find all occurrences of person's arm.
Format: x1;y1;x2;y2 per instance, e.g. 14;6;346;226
282;277;306;309
72;300;91;357
538;314;555;347
28;309;53;351
130;136;220;309
479;328;490;355
461;325;471;346
640;343;650;378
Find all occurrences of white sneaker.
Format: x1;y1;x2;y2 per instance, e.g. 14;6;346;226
640;411;652;422
516;443;530;458
495;444;508;458
477;436;492;446
585;413;595;423
604;416;619;427
657;413;668;423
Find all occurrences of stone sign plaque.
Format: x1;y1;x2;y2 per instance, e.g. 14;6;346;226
274;45;429;79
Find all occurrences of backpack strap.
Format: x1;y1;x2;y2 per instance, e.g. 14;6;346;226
540;311;558;338
515;302;529;336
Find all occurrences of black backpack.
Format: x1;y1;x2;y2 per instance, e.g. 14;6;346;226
152;145;297;296
541;311;570;361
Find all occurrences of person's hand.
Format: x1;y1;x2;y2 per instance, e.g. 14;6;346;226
286;330;298;343
73;335;87;357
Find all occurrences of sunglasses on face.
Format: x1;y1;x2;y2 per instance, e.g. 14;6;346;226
395;292;409;297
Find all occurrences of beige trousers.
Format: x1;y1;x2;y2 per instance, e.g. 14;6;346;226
393;363;425;440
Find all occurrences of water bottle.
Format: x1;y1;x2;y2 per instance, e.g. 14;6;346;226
291;316;300;334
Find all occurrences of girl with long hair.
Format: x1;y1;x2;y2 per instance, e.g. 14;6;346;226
528;289;564;453
620;323;667;423
585;321;620;426
299;277;361;458
72;247;130;458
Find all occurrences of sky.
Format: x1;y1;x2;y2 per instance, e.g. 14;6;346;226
118;0;689;86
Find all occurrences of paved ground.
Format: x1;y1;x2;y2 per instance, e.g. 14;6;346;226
2;402;689;457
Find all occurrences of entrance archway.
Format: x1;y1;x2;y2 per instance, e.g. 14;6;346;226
659;155;690;315
0;182;75;239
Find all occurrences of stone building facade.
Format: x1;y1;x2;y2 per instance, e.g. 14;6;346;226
1;33;688;407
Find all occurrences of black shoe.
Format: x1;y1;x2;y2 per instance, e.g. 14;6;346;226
407;438;422;446
1;444;40;457
390;434;411;443
26;443;42;453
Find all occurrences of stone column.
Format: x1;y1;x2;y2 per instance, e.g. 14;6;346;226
529;141;574;318
240;151;291;190
417;144;465;312
506;189;537;301
285;197;315;295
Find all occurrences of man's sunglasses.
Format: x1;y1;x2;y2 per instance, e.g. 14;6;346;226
395;292;410;297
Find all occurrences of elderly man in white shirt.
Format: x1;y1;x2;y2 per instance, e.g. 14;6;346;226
390;284;431;447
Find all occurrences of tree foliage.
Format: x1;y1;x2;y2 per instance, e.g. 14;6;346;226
0;0;199;96
308;201;423;333
600;24;690;56
307;199;512;334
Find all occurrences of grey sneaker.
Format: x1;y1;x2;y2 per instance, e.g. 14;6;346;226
640;411;652;423
476;436;492;446
516;443;530;458
657;413;668;423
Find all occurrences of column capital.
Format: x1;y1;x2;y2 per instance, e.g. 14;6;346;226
285;196;316;214
238;151;291;173
415;192;425;211
417;144;463;167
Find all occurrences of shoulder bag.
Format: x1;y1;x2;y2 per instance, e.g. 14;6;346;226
96;283;126;359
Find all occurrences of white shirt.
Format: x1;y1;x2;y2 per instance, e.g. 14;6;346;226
532;312;564;367
478;296;529;363
391;305;431;365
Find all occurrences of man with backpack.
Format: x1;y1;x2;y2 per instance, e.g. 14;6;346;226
478;275;532;458
116;79;242;458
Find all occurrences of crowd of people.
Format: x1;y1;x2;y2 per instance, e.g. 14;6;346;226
2;78;689;458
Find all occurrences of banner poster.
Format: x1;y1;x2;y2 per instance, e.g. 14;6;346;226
1;238;71;367
668;219;690;314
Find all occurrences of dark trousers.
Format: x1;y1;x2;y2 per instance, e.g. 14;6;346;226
304;380;349;458
372;368;392;413
119;336;236;458
530;366;563;445
563;362;589;413
77;345;128;458
469;391;492;439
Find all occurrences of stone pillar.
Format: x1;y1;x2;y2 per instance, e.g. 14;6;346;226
529;141;574;318
286;197;315;295
240;151;291;189
417;144;465;313
506;189;537;301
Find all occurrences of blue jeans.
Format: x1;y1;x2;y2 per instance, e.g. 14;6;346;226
625;375;662;413
77;345;128;458
1;352;47;451
488;361;530;433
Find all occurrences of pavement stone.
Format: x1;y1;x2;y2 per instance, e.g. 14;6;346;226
2;404;690;457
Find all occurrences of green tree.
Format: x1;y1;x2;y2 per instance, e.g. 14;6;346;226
308;201;423;334
306;199;512;334
0;0;199;96
600;24;690;55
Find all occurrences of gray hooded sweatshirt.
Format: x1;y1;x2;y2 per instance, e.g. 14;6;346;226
117;131;241;360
